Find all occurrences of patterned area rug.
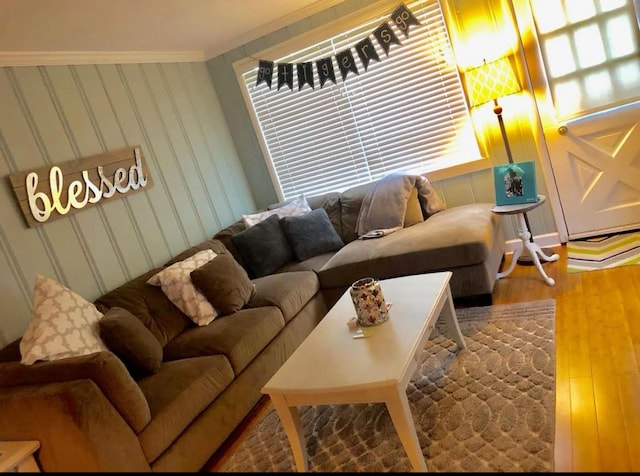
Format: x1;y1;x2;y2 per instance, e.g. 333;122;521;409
220;299;556;473
567;230;640;273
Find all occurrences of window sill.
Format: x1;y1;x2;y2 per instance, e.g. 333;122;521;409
424;157;491;183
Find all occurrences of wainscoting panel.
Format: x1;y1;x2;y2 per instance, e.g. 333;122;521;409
0;61;255;345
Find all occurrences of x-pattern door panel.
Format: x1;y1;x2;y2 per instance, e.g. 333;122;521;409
548;103;640;238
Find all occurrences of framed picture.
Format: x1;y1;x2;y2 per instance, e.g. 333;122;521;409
493;161;538;206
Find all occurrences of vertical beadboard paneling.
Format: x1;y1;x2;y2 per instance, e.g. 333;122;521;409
180;63;255;227
0;61;255;344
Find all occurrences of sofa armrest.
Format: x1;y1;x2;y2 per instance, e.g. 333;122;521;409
0;379;150;472
0;351;150;432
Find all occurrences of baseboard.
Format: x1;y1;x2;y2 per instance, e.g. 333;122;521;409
504;232;562;253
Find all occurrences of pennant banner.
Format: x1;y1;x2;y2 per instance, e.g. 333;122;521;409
256;2;419;91
391;3;421;38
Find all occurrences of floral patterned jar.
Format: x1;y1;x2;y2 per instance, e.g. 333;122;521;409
349;277;389;327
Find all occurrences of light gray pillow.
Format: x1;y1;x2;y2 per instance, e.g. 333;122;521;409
281;208;345;261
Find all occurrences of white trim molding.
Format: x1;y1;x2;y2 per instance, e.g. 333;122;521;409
0;51;205;67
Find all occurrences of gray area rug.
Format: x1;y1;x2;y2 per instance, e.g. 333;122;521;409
220;299;556;472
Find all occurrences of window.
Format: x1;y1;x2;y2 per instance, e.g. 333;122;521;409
236;0;480;200
530;0;640;120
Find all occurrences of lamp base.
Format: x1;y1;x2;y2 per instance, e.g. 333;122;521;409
517;247;557;266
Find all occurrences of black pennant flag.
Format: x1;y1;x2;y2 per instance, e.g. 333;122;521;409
336;49;359;81
316;57;336;88
256;60;273;88
373;22;401;56
297;62;314;91
391;3;421;38
355;37;380;71
277;63;294;91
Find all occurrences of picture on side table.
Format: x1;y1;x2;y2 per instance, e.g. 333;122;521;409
493;161;538;206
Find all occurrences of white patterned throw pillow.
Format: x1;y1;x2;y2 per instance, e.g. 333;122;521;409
242;194;311;227
147;249;218;326
20;274;108;366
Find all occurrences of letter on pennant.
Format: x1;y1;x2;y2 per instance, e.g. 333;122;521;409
297;62;314;91
373;22;401;56
355;37;380;71
391;3;421;38
256;60;273;88
277;63;294;91
316;57;336;88
336;49;359;81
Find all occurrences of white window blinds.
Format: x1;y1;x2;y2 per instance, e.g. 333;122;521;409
239;0;480;200
530;0;640;120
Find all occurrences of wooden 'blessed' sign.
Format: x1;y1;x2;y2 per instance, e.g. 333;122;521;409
8;146;154;227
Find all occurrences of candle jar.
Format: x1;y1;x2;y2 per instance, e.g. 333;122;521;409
349;277;389;327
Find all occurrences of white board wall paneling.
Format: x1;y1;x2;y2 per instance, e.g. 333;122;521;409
0;69;61;290
98;63;189;261
161;63;224;235
187;63;255;223
127;63;206;249
9;66;101;300
95;64;174;266
44;65;134;293
72;64;155;279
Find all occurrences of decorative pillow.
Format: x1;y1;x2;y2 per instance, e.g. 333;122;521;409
242;194;311;227
147;249;218;326
20;274;108;366
99;307;163;375
281;208;345;261
231;214;294;278
190;254;255;316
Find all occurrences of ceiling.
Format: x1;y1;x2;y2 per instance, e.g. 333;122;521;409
0;0;346;66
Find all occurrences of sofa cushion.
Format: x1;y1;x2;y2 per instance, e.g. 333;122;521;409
404;186;424;227
162;306;285;375
319;203;500;289
164;238;230;267
281;208;345;261
213;221;249;271
231;214;294;278
148;249;219;326
0;351;151;433
136;355;234;463
190;254;255;316
99;307;163;376
94;268;191;347
339;181;374;244
248;271;320;322
307;191;343;238
20;274;108;366
277;252;335;274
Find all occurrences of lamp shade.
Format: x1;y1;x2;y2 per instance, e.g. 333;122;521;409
465;57;521;108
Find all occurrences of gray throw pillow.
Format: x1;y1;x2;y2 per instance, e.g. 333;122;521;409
281;208;345;261
231;214;294;278
99;307;163;376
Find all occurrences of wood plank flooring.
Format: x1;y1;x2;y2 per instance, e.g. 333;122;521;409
205;244;640;472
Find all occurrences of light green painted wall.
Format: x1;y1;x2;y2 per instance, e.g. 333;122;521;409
0;62;255;344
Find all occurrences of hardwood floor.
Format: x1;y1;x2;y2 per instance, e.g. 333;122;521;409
205;245;640;472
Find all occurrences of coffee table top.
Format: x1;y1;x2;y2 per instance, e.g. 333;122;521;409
262;272;452;396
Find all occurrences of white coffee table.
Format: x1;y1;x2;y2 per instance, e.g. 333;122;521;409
261;272;466;472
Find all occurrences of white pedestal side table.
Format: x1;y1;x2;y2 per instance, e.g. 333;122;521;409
491;195;559;286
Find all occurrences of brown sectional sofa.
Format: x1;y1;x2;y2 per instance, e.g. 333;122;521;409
0;176;505;472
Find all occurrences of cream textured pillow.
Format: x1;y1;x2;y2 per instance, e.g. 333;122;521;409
20;274;108;366
147;249;218;326
242;194;311;227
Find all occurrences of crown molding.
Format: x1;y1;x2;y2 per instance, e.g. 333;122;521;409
0;51;206;67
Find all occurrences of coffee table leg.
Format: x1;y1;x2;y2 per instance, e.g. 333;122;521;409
384;385;428;472
269;394;308;472
442;286;466;349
